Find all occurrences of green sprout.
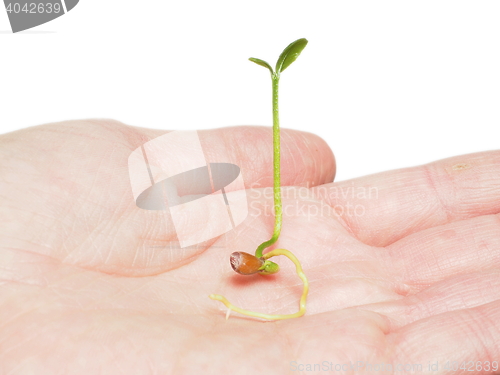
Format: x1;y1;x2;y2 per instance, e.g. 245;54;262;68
210;38;310;320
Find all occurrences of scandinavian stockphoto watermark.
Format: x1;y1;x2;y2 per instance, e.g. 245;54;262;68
3;0;79;33
128;131;248;248
249;182;379;220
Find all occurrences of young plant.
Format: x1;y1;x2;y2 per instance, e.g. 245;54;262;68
209;38;309;320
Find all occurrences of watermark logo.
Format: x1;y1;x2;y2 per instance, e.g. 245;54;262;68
3;0;79;33
128;131;248;248
249;182;378;220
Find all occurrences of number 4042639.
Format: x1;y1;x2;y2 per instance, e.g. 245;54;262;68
5;2;61;14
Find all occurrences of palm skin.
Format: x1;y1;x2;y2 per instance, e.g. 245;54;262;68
0;120;499;375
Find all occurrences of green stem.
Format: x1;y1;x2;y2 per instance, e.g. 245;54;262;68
255;73;282;258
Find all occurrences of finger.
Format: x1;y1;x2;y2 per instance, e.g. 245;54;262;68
0;119;335;193
197;125;335;188
386;213;500;287
365;270;500;330
313;150;500;246
388;299;500;374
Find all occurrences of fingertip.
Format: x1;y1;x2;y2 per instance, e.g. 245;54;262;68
199;126;336;188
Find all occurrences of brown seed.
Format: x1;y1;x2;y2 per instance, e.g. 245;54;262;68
230;252;265;275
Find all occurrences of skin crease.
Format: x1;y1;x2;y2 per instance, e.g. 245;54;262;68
0;119;499;374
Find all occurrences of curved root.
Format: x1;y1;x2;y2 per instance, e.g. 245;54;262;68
209;249;308;321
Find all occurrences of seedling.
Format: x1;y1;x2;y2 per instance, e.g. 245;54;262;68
209;38;310;321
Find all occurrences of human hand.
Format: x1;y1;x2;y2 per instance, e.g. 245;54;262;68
0;120;498;374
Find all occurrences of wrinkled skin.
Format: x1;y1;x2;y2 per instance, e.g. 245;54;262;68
0;120;499;375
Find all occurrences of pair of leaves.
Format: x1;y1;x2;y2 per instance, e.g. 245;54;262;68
249;38;308;75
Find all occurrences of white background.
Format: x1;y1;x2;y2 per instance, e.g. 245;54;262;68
1;1;499;181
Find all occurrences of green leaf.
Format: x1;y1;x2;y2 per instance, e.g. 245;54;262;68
275;38;308;74
249;57;274;73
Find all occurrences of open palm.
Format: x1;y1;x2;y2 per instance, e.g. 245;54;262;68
1;120;499;374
